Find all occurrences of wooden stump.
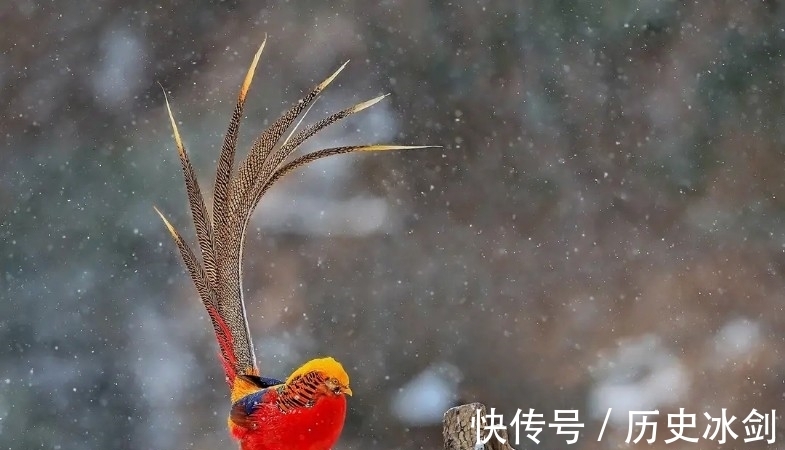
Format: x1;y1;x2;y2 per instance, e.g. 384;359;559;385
443;403;515;450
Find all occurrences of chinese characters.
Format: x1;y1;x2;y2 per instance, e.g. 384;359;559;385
471;407;776;446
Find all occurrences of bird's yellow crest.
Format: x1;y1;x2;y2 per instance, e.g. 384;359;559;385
286;357;350;387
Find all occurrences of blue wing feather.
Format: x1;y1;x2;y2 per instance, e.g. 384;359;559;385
230;377;284;426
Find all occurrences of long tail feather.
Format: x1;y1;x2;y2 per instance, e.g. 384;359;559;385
237;94;399;241
280;96;321;148
154;206;213;307
155;205;242;384
251;145;439;211
210;62;353;380
214;37;267;231
158;83;256;383
203;40;268;381
157;38;436;395
246;93;392;211
160;90;219;287
231;61;349;200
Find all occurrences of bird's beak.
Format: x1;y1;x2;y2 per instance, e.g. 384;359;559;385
343;386;353;396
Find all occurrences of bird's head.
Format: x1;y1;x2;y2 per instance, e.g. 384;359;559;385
286;357;352;397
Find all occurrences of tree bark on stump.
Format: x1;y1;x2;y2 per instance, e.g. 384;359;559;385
443;403;515;450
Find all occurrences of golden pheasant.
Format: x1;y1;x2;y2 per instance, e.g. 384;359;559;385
155;37;429;450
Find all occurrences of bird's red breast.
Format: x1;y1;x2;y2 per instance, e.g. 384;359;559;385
230;387;347;450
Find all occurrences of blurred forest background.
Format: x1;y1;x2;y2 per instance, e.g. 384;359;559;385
3;1;785;449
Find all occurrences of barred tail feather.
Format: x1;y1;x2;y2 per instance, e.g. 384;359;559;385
154;206;240;384
157;37;436;397
205;303;246;384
